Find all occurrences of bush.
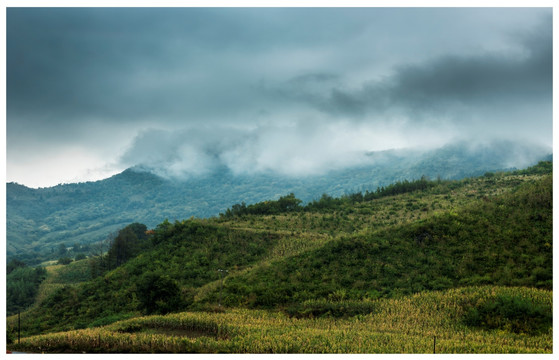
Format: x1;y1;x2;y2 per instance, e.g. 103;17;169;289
57;257;73;265
136;271;184;315
285;299;376;318
75;253;87;261
7;329;14;345
463;295;551;335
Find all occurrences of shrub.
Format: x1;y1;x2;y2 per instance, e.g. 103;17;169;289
75;253;87;261
285;299;376;318
136;271;184;315
462;294;551;335
57;257;73;265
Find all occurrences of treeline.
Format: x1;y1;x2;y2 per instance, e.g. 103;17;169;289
8;241;99;269
219;161;552;218
220;193;302;217
512;159;552;175
306;176;437;211
221;176;438;217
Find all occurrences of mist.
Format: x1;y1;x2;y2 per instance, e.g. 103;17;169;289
119;11;552;180
6;7;553;187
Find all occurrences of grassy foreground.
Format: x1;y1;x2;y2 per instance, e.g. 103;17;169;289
8;286;552;354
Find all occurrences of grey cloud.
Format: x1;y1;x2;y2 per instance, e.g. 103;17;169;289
119;126;252;178
8;8;551;127
6;8;368;125
271;13;552;140
6;7;553;186
389;22;552;108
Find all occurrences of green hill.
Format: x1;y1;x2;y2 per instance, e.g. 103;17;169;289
7;162;552;343
7;141;551;265
215;174;552;307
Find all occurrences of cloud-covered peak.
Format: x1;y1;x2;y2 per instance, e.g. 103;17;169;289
6;8;553;187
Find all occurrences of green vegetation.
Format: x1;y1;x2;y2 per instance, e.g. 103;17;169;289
57;257;73;265
6;161;552;353
8;286;552;353
87;222;151;278
136;271;184;315
215;175;551;307
6;263;47;315
462;294;552;335
7;142;550;265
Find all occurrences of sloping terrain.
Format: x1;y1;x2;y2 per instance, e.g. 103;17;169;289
9;286;552;353
7;162;552;339
7;141;551;263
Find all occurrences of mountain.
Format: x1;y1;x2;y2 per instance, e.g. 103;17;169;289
6;140;551;263
7;161;552;343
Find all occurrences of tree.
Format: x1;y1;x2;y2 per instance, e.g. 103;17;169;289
108;227;136;269
152;219;172;246
56;243;68;256
7;259;26;274
75;253;87;261
107;223;150;269
277;193;302;212
57;257;73;265
126;222;148;241
136;271;183;315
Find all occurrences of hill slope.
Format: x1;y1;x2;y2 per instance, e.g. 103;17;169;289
9;163;552;337
9;286;552;354
6;141;551;263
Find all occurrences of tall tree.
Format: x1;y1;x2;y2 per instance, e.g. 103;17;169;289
107;223;149;269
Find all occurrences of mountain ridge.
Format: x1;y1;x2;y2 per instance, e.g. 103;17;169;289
6;140;551;263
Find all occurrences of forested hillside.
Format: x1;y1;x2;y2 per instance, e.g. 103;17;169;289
6;141;551;264
7;162;552;343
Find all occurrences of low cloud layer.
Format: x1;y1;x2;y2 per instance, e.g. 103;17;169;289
120;123;396;179
6;7;553;186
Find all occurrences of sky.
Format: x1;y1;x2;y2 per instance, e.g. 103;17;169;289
5;6;554;188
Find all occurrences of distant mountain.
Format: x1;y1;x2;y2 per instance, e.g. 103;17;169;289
6;140;551;263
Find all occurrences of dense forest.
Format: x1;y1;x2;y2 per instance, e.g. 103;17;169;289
6;161;552;353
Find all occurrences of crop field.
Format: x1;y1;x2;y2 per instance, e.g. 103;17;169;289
8;286;552;354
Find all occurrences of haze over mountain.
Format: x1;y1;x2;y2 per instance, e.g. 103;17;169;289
6;8;552;188
7;140;551;264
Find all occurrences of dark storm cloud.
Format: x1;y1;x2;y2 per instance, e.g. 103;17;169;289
6;7;368;125
389;20;552;111
6;7;553;186
275;13;552;123
7;8;222;121
8;7;552;126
